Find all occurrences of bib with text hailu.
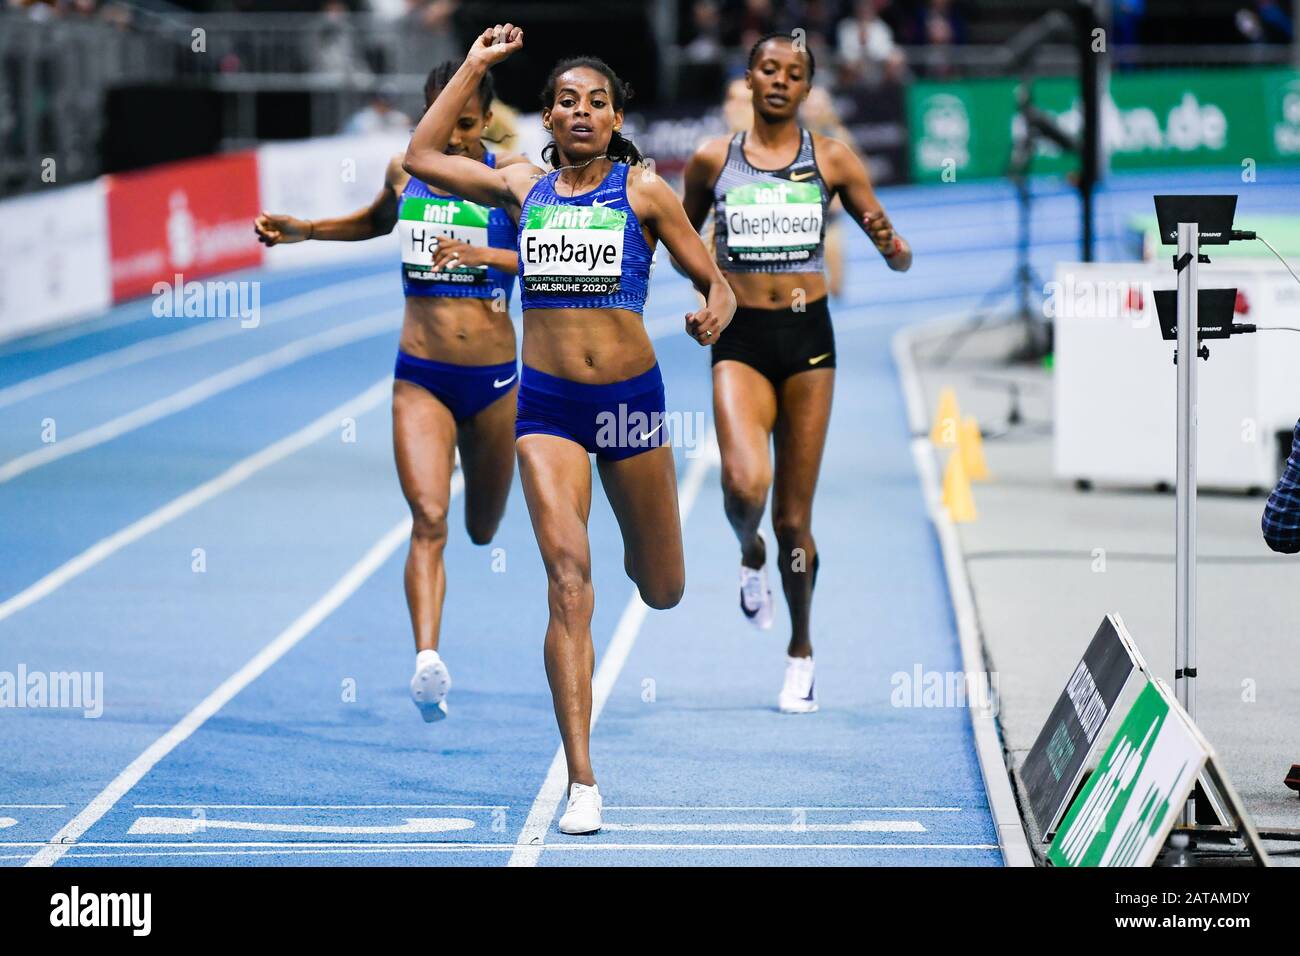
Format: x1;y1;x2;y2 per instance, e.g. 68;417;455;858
521;204;626;296
724;181;823;265
399;196;491;286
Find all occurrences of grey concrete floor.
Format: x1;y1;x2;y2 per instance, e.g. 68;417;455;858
909;319;1300;866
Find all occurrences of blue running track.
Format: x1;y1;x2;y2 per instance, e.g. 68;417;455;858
3;168;1297;867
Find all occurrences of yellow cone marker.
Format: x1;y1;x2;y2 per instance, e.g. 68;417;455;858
942;450;978;523
930;387;961;448
959;415;990;481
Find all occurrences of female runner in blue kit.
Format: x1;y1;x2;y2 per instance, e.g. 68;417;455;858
255;62;525;725
404;24;735;835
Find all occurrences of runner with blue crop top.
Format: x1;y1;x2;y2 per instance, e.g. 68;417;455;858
255;62;526;726
681;33;912;715
404;24;735;836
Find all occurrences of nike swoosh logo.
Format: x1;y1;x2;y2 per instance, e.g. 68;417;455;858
493;374;517;388
591;198;613;208
638;422;664;442
808;352;832;366
789;170;817;182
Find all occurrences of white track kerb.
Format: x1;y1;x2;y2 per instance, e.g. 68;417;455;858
891;320;1035;868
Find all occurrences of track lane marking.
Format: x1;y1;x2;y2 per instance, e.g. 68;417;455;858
23;498;448;867
0;310;399;484
507;433;719;867
0;276;393;410
0;376;392;625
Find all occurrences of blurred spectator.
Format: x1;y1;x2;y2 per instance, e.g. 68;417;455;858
1112;0;1146;48
722;75;752;133
913;0;967;77
734;0;778;52
684;0;724;62
837;0;905;86
1236;1;1294;44
315;0;372;79
394;0;459;76
776;0;838;63
343;84;412;134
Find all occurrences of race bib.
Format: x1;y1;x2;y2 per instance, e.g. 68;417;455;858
399;196;491;285
521;203;625;295
724;180;823;264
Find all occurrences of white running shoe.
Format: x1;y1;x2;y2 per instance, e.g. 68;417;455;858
739;534;774;631
410;649;451;723
778;655;818;714
558;782;603;835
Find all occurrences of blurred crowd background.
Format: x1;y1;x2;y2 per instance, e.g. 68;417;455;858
3;0;1299;197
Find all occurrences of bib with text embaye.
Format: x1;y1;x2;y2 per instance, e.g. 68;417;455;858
521;204;626;296
399;196;491;286
723;180;823;265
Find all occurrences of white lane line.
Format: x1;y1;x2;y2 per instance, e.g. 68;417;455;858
23;497;450;867
0;309;399;484
600;821;926;833
132;804;506;810
891;321;1034;868
128;816;475;836
605;805;962;812
0;276;393;410
507;432;720;868
0;376;392;626
2;843;1001;860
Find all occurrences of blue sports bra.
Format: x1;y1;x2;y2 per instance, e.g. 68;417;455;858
397;151;516;302
516;161;652;314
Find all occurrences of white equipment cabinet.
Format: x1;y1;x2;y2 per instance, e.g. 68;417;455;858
1053;260;1300;491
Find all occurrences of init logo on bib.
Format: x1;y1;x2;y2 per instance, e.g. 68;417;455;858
724;180;823;264
399;197;491;284
521;203;626;295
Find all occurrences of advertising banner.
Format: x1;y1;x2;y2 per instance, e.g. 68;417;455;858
1048;679;1204;867
256;133;407;272
908;67;1300;184
1021;615;1143;837
106;151;263;302
0;181;112;342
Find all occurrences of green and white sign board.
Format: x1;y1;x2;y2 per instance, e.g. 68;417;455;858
1049;679;1268;867
908;67;1300;183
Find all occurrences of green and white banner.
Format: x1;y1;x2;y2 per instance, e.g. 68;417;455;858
399;196;491;285
1048;680;1204;867
520;203;626;295
723;181;823;263
908;67;1300;183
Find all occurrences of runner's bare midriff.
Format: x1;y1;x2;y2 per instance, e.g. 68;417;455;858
726;270;828;310
522;308;657;383
400;296;517;365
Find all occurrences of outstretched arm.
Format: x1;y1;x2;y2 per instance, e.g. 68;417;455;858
403;24;532;210
255;154;404;245
670;138;727;278
820;136;912;272
639;172;735;346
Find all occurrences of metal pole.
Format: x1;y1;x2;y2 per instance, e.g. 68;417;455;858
1175;220;1198;824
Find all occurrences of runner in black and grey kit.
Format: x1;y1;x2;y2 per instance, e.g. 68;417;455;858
681;32;912;714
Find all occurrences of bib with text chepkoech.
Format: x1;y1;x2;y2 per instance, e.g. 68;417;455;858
521;204;626;296
724;180;823;264
399;196;491;285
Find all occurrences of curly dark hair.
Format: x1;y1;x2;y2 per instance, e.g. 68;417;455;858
423;60;496;113
539;56;644;168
